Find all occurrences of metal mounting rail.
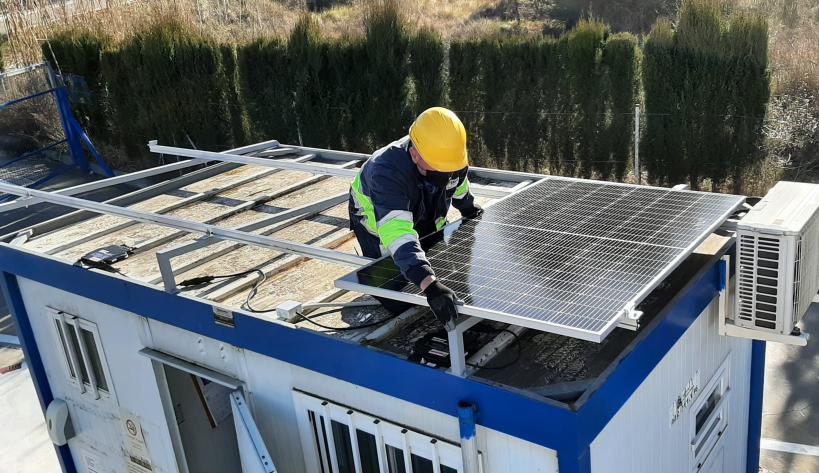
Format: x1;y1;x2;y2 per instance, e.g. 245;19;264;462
0;138;286;213
0;182;371;268
148;142;522;199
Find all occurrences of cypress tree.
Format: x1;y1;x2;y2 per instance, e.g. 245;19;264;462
221;44;250;147
448;40;483;166
541;37;572;175
566;20;608;179
362;0;410;148
408;27;445;115
237;37;295;144
480;38;509;169
675;0;725;189
325;37;369;152
725;12;769;193
102;21;233;166
603;33;637;182
504;38;543;171
288;15;330;148
642;20;684;185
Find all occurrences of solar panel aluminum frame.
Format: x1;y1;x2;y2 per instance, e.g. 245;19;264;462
336;176;745;343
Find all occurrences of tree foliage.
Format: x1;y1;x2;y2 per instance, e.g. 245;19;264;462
43;1;769;189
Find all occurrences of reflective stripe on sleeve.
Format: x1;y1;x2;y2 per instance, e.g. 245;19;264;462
453;177;470;199
350;173;378;235
386;233;421;255
378;209;414;227
378;218;419;251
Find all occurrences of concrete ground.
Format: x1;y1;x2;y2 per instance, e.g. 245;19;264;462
760;306;819;473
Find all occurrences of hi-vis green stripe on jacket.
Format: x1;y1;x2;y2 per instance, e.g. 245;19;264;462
349;137;476;286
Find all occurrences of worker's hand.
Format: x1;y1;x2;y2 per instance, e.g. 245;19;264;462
423;280;459;328
461;204;483;220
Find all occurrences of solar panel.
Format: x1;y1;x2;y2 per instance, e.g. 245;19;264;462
336;177;744;342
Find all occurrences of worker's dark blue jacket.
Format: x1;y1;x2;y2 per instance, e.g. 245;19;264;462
349;137;477;287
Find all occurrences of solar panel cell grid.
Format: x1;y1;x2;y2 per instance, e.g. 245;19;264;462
337;177;744;341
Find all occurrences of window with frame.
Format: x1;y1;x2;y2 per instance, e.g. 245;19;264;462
690;357;730;472
49;307;112;400
294;392;479;473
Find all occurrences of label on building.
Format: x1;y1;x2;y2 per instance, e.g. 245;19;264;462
120;409;154;473
82;450;103;473
669;370;700;426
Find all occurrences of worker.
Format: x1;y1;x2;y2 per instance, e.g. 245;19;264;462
349;107;483;328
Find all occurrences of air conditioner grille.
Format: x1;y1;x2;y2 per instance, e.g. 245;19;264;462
737;233;781;330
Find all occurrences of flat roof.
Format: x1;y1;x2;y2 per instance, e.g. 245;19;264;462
0;141;733;404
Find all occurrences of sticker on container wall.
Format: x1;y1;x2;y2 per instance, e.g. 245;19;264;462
82;450;103;473
120;409;154;473
669;370;701;426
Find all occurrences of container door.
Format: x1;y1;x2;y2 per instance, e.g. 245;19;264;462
231;391;277;473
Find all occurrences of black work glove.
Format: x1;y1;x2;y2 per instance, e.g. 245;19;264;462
423;279;459;328
461;203;483;220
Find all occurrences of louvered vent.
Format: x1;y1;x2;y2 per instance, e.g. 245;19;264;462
737;234;782;331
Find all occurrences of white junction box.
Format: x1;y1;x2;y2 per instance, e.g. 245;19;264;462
735;181;819;336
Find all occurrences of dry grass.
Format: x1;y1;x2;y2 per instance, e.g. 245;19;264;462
0;0;511;67
729;0;819;186
732;0;819;93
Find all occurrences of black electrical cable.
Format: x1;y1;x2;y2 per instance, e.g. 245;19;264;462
177;268;263;288
466;328;522;370
294;309;400;332
181;267;400;330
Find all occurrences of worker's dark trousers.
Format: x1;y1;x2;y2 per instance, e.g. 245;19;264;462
348;198;415;315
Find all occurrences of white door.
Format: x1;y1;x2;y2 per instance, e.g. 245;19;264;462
231;391;277;473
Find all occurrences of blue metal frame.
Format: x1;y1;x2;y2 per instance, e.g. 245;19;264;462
1;80;113;179
746;340;766;473
54;86;114;177
0;272;78;473
0;243;735;473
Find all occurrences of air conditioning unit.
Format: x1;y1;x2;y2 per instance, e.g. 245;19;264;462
732;181;819;343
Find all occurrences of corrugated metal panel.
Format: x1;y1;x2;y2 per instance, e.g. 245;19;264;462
590;300;753;473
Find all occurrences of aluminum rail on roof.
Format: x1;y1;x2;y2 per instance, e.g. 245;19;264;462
0;181;371;267
147;142;522;199
0;139;287;213
260;143;546;184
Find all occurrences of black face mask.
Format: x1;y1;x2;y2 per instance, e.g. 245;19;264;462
423;170;452;188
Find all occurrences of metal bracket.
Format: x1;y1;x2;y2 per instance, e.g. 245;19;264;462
213;306;235;328
617;304;642;331
447;316;482;377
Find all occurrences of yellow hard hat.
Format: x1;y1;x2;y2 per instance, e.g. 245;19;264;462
409;107;468;172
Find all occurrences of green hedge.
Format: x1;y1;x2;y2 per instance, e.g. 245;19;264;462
641;0;769;190
43;0;769;188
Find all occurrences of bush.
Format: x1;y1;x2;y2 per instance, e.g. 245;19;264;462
237;37;294;144
642;0;769;190
101;21;234;166
448;40;484;165
566;20;608;178
42;29;112;141
603;33;637;181
362;0;410;147
288;15;331;148
408;27;445;115
39;2;770;191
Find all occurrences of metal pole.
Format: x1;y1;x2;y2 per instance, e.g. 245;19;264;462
634;105;641;185
458;402;480;473
0;181;371;268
